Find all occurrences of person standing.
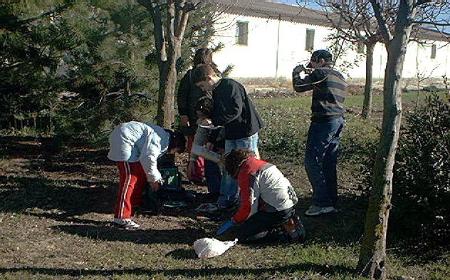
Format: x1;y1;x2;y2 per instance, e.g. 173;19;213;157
192;64;264;210
177;48;216;184
108;121;186;229
292;49;347;216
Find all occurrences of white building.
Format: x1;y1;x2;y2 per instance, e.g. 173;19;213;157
208;0;450;80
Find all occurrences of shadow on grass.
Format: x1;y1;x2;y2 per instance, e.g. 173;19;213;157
165;248;198;260
52;224;206;245
0;175;114;216
294;194;367;247
0;262;356;278
0;136;43;159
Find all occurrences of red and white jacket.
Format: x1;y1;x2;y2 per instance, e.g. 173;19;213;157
232;156;298;224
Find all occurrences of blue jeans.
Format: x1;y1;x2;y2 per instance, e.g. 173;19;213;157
304;117;344;207
217;133;259;208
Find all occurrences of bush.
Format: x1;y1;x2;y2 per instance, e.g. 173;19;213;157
390;94;450;245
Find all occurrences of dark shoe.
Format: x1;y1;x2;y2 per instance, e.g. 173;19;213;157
282;215;306;243
201;192;220;203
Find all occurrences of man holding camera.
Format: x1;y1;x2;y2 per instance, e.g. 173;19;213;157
292;50;347;216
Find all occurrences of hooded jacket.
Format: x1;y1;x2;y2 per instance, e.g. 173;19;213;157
107;121;169;182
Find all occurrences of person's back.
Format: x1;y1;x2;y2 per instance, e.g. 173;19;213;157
216;149;305;243
108;121;169;165
211;78;264;140
233;156;298;223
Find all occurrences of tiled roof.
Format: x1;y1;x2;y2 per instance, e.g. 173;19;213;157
207;0;332;26
207;0;450;42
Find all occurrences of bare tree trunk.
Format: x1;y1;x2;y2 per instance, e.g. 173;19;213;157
358;1;416;279
156;58;177;127
362;43;375;119
139;0;193;128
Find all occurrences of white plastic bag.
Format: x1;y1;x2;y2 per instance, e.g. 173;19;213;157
193;238;238;259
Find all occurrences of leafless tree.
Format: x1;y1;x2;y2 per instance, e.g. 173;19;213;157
357;1;450;279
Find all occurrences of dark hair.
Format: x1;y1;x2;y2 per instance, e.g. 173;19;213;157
195;96;213;117
193;48;213;66
167;130;186;153
192;64;216;84
311;49;333;63
224;149;255;178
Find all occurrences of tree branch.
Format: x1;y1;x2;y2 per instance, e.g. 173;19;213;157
412;21;450;26
369;0;392;43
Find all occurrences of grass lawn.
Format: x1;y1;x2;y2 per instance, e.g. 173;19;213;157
0;91;448;279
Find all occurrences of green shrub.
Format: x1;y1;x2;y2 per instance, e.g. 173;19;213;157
258;105;308;160
390;94;450;245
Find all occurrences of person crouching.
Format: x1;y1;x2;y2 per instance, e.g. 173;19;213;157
108;121;186;229
216;149;306;243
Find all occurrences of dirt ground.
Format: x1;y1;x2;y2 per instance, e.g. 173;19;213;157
0;134;372;279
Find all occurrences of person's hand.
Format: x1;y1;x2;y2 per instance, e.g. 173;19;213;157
180;115;190;127
150;181;161;192
293;64;307;74
216;219;235;235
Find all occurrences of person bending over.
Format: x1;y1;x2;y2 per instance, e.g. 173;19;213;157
108;121;185;229
216;149;305;243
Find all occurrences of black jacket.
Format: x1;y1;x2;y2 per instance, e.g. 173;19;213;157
211;78;264;140
177;69;205;135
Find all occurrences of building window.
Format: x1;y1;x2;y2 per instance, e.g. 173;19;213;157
431;44;437;59
357;42;365;54
236;21;248;45
305;29;315;51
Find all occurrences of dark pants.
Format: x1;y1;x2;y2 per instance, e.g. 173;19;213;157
204;159;221;195
220;207;295;243
304;117;344;207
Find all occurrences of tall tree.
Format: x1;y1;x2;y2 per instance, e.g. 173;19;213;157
137;0;198;127
0;0;76;131
357;1;450;279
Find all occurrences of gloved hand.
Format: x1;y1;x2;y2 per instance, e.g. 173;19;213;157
216;219;235;236
293;64;306;75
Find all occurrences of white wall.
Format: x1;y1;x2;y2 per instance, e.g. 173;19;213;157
212;13;450;80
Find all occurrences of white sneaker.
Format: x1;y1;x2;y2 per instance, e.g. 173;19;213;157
305;205;337;216
113;218;140;229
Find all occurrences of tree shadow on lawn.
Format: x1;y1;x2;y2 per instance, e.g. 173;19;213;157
0;262;356;278
0;174;368;247
0;136;43;159
52;224;206;245
294;194;367;247
0;175;114;216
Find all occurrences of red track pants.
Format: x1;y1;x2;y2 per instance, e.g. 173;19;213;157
114;161;146;219
187;134;205;182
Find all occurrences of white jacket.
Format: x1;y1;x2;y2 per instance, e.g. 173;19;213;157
190;118;222;163
107;121;169;182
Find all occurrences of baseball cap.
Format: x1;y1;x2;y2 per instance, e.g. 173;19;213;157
307;49;333;67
